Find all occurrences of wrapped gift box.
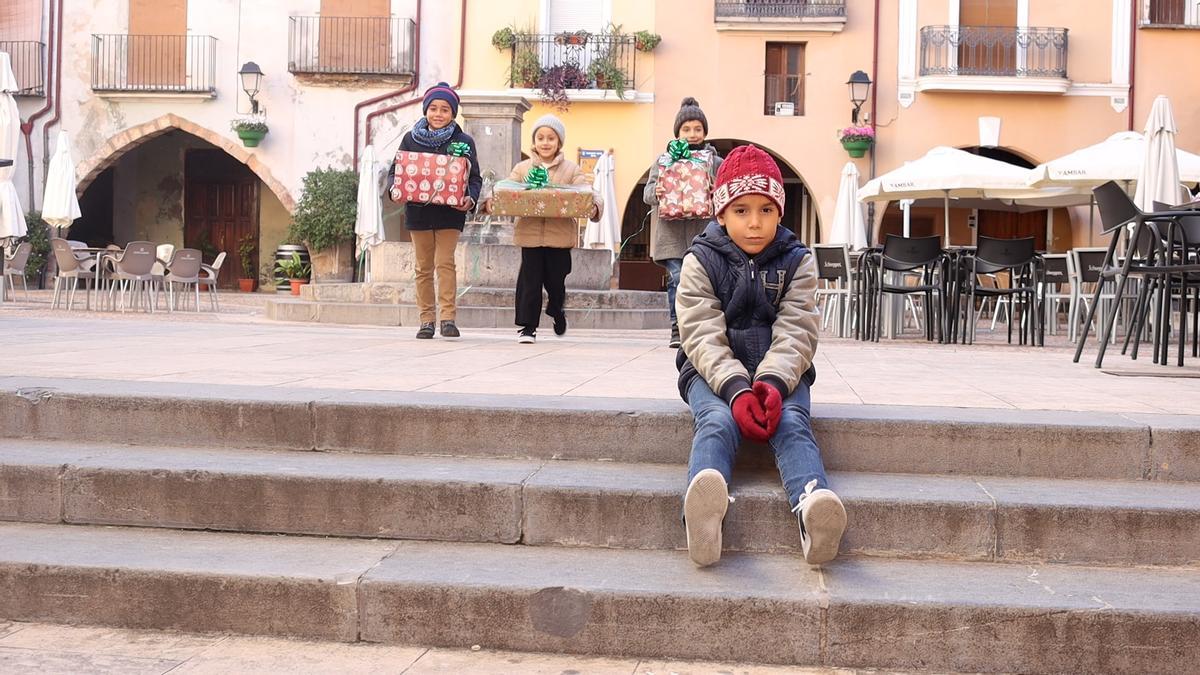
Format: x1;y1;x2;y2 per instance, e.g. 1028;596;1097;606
490;180;595;218
390;151;469;206
657;150;714;221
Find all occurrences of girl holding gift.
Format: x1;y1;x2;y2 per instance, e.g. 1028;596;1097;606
481;114;601;344
388;82;483;340
644;98;724;348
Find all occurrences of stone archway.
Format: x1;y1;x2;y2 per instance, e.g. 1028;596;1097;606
76;113;296;213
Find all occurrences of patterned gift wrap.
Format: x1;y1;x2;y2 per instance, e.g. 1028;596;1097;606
390;152;469;206
657;150;714;221
490;180;595;218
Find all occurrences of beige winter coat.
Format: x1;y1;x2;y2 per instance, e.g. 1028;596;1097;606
505;153;603;249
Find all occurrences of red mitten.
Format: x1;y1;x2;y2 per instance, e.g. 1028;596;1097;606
731;391;771;443
753;381;782;438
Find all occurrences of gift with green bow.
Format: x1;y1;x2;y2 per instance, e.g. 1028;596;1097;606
390;150;471;206
490;166;596;218
656;139;715;221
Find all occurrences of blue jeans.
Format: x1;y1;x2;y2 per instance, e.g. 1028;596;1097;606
685;376;828;510
659;258;683;323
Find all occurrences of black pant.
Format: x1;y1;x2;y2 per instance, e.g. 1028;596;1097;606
515;247;572;329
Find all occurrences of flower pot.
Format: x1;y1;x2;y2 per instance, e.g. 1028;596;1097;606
238;278;256;293
289;279;307;296
841;139;873;158
237;128;267;148
308;240;355;284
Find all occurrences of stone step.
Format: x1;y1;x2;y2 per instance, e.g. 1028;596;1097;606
1;523;1195;672
303;283;667;310
3;379;1195;482
266;299;672;330
4;440;1198;566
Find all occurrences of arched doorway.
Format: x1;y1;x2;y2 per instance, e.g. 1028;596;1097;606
73;118;294;288
617;140;821;291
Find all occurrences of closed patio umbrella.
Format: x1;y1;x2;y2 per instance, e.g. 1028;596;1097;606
1134;96;1182;211
829;161;868;250
0;52;27;296
585;151;620;262
42;129;82;233
354;144;384;281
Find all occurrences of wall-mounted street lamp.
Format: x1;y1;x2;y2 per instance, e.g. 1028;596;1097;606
847;70;872;125
239;61;264;114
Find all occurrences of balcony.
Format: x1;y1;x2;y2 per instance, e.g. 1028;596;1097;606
0;41;45;96
91;34;217;96
1141;0;1200;28
288;16;416;78
714;0;846;32
917;26;1069;94
507;32;637;100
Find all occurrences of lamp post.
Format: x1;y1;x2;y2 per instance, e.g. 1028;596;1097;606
238;61;264;114
847;70;872;125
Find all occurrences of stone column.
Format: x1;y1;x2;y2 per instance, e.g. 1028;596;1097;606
457;95;532;245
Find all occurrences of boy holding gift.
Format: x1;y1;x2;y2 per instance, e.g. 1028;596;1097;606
482;114;601;343
676;144;846;568
644;97;724;348
388;82;482;340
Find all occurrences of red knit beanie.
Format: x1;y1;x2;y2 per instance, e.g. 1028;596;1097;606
711;144;786;216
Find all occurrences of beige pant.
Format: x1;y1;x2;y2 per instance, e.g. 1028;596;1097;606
410;228;460;324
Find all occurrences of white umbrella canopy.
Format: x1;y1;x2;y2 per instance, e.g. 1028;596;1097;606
829;161;868;250
1027;130;1200;190
42;129;82;231
584;151;620;260
1134;95;1182;210
0;52;25;242
354;144;384;281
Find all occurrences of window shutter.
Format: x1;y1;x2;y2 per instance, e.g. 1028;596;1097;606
548;0;605;33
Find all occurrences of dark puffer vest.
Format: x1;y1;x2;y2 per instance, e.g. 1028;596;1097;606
676;221;814;401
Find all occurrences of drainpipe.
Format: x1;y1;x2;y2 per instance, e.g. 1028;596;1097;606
352;0;423;167
19;0;59;207
41;0;65;184
363;0;468;153
1127;0;1138;131
867;0;881;245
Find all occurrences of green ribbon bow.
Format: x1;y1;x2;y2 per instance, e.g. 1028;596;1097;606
659;139;704;167
447;142;471;157
525;166;550;189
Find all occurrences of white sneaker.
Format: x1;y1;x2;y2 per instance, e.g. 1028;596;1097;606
517;327;536;344
684;469;729;567
793;479;846;565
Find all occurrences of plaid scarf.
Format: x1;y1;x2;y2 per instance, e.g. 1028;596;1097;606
410;118;457;149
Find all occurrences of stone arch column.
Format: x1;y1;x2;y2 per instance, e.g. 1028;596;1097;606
76;113;297;213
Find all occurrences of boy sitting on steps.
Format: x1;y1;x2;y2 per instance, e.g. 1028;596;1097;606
675;144;846;567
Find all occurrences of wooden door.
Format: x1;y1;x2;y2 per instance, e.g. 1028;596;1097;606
958;0;1017;75
978;209;1046;245
184;151;260;288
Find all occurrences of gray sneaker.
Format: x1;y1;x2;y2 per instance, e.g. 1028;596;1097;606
415;323;436;339
684;469;729;567
440;321;461;339
793;479;846;566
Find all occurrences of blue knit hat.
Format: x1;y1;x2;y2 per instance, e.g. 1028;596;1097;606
422;82;460;116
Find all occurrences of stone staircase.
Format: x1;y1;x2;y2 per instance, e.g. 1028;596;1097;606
1;379;1198;672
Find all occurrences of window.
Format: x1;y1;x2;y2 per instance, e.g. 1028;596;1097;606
546;0;607;34
1147;0;1189;24
764;43;804;116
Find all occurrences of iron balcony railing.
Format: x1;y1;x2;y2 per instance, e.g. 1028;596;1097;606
1143;0;1200;26
91;34;217;93
509;33;636;93
919;26;1068;78
714;0;846;19
288;16;416;76
0;41;45;96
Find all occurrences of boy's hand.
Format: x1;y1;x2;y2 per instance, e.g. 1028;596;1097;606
731;391;771;443
480;199;493;214
752;381;782;438
655;183;665;199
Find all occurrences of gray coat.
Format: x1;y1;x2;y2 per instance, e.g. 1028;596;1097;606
643;143;723;262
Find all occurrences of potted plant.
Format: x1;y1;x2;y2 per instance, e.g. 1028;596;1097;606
237;233;257;292
838;125;875;158
231;116;269;148
554;30;590;46
633;30;661;53
288;167;357;283
587;55;627;98
508;46;542;89
275;251;310;296
491;26;516;50
536;64;589;111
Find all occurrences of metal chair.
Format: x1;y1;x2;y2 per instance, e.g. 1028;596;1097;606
813;244;855;337
3;242;32;301
865;235;947;343
963;236;1043;346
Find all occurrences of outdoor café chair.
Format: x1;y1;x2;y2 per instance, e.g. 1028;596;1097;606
162;248;203;312
105;241;158;313
813;244;855;337
962;236;1043;346
865;235;947;343
3;242;31;301
49;238;98;310
198;251;226;312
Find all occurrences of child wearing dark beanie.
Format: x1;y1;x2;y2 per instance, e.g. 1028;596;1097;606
644;97;723;347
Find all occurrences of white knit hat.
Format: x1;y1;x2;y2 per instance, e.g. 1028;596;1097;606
530;114;566;146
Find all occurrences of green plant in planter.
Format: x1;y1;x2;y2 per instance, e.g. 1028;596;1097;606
275;251;310;280
288;168;358;253
193;228;220;263
491;26;516;50
633;30;661;52
231;116;269;147
554;30;590;46
22;211;50;285
237;233;257;278
508;45;542;89
587;56;627;98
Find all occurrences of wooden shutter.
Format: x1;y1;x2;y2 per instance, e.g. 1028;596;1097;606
764;43;804;115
